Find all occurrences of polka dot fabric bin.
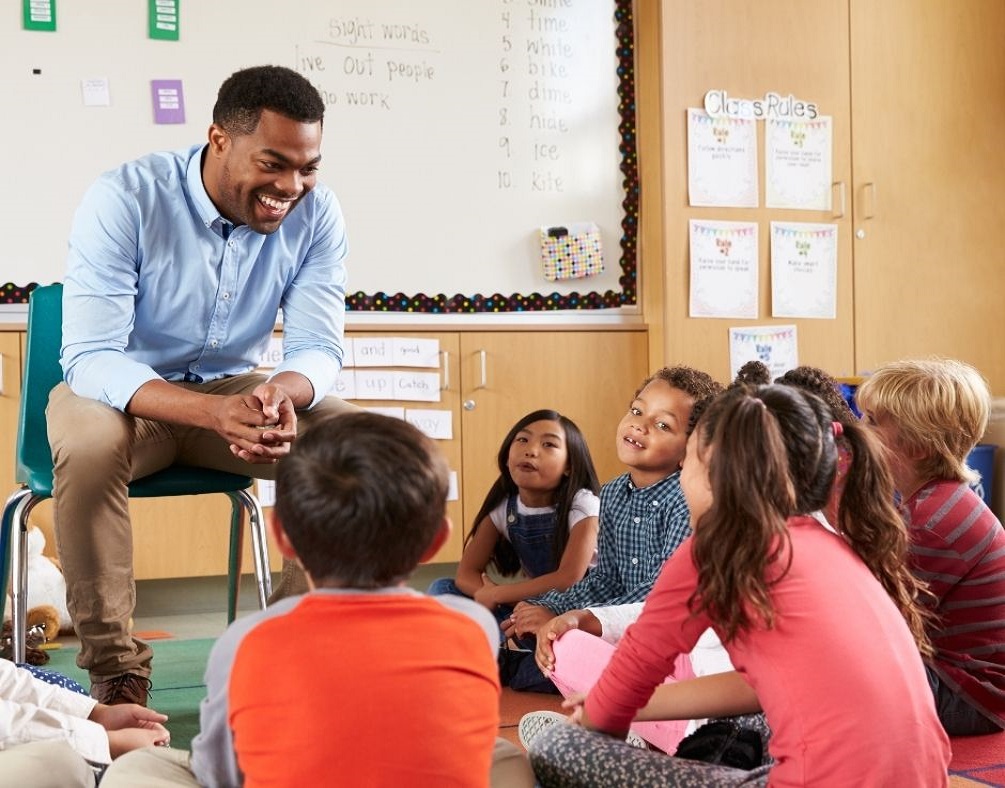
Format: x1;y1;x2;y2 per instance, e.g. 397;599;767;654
540;222;605;281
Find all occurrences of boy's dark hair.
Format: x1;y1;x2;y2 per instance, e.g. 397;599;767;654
733;360;772;387
775;365;856;426
467;409;600;576
637;366;724;435
213;65;325;136
274;412;449;588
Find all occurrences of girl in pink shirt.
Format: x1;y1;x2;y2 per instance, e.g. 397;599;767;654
527;384;949;787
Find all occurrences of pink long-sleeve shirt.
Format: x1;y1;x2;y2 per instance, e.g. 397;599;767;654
586;517;950;787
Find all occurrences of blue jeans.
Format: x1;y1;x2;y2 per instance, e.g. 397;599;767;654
426;577;512;640
926;664;1003;735
427;577;556;693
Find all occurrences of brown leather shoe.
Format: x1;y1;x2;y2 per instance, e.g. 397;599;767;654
90;673;152;706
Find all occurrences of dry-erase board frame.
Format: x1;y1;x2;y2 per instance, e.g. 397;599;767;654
2;0;637;313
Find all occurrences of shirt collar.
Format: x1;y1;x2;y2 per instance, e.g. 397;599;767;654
186;144;231;238
623;469;680;493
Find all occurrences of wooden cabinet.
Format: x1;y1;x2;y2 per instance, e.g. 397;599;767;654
1;332;21;499
648;0;855;382
641;0;1005;390
849;0;1005;388
347;328;649;563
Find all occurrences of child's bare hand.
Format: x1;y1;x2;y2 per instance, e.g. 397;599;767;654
473;574;499;609
90;703;168;731
534;612;585;674
106;725;171;758
561;692;587;726
505;603;554;638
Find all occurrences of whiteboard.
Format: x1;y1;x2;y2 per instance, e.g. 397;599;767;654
0;0;637;312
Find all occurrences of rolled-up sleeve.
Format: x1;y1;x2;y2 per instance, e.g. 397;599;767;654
272;188;348;408
0;662;110;765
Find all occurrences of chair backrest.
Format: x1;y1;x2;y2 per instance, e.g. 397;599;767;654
16;283;64;491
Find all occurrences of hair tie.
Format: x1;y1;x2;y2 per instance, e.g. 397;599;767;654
832;420;843;437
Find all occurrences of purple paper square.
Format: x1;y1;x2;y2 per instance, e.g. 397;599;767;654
151;79;185;124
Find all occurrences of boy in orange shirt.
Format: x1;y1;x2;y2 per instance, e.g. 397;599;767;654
104;412;530;787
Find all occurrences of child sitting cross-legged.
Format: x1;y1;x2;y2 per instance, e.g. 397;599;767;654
427;409;600;691
857;358;1005;735
102;412;533;788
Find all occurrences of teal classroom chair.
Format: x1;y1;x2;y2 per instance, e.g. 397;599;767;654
1;284;272;664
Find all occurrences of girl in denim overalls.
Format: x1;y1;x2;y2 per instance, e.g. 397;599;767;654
427;409;600;688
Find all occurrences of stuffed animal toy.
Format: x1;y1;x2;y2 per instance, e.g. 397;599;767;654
2;526;72;633
1;604;60;665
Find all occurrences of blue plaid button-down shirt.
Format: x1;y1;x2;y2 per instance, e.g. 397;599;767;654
528;470;691;614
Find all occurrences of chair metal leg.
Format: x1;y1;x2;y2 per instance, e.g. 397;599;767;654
225;497;244;624
6;490;44;665
238;489;272;609
225;490;271;618
1;488;32;626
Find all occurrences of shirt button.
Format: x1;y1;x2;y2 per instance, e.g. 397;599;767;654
633;516;641;524
631;557;639;565
223;292;231;300
652;500;660;507
228;241;235;248
210;340;219;348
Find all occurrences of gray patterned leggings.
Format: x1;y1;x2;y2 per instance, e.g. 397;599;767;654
529;724;772;787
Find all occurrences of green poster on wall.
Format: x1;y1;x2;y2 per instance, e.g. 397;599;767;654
149;0;180;41
23;0;56;31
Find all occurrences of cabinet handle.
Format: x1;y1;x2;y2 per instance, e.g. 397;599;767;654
475;349;487;390
862;182;877;220
440;350;449;391
832;181;846;219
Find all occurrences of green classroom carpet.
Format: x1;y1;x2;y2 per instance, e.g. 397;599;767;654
44;638;213;751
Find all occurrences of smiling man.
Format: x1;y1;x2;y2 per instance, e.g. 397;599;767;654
49;65;356;706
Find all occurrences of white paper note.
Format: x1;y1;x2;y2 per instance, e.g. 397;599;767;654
392;338;440;368
406;409;453;439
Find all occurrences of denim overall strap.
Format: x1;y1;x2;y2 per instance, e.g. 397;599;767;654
505;494;559;579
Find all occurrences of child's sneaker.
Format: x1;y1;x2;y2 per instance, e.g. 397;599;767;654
518;710;567;749
517;710;649;750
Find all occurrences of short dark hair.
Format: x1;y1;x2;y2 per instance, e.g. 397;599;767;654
213;65;324;135
274;412;450;588
636;366;723;435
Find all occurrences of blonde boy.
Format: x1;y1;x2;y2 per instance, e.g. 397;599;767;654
857;359;1005;735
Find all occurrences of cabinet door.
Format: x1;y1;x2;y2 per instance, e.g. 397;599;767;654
850;0;1005;390
654;0;855;381
459;330;648;530
346;331;463;562
1;332;21;497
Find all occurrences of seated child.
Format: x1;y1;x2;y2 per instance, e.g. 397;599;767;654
104;412;531;787
857;358;1005;735
428;409;600;620
505;367;722;633
501;367;721;691
0;658;168;787
528;384;949;786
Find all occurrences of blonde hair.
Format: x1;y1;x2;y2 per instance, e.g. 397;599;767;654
855;359;991;484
